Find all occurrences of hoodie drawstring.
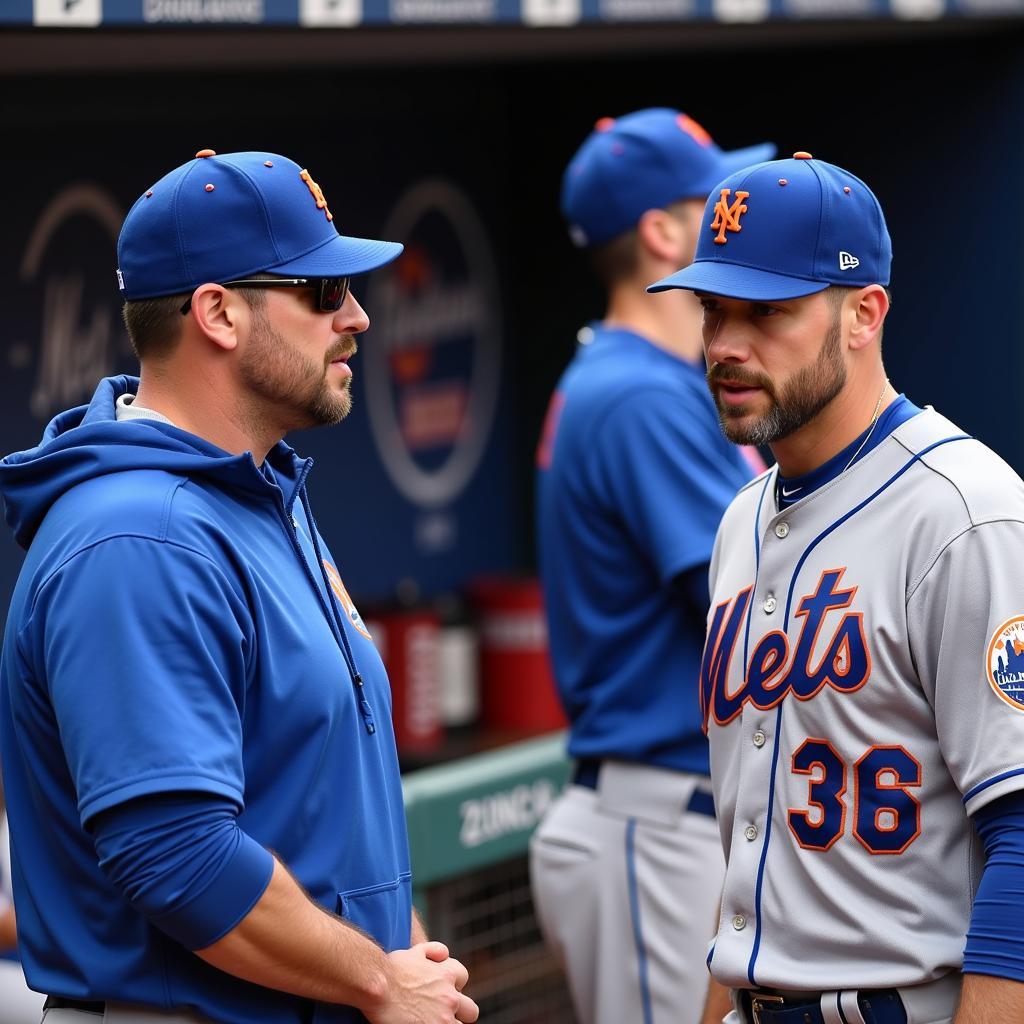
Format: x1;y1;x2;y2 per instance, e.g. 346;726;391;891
297;488;376;736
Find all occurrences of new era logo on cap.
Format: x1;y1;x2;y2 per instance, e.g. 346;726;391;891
647;152;892;301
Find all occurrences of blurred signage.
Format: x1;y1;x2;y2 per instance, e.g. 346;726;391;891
16;184;129;422
3;0;1011;22
364;180;502;511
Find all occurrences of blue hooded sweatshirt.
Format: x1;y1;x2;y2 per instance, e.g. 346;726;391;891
0;376;411;1023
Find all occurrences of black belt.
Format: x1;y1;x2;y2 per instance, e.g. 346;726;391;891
572;759;717;818
44;996;105;1015
742;988;906;1024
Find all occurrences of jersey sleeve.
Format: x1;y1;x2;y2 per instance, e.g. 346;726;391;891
592;386;752;584
907;519;1024;815
18;535;255;826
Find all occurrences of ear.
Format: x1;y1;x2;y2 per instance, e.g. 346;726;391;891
636;208;686;264
186;285;244;353
847;285;889;352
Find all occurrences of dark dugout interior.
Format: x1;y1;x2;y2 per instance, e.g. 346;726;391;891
2;20;1022;590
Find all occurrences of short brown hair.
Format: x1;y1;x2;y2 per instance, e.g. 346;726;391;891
588;229;639;288
825;284;892;348
587;199;694;288
122;293;190;361
122;281;268;361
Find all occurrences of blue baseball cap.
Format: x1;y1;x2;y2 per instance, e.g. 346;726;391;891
648;152;892;300
117;149;403;300
561;108;775;248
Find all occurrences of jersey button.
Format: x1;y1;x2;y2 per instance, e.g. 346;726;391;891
732;915;746;930
744;825;758;841
775;522;790;539
763;595;777;614
752;730;767;748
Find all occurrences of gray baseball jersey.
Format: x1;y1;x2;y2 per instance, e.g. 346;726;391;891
702;407;1024;991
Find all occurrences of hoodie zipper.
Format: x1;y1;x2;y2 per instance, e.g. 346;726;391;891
275;486;376;736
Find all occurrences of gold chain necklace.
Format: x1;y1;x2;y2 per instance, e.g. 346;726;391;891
842;379;891;474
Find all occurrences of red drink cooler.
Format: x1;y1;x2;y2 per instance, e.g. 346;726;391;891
364;610;443;754
471;577;566;733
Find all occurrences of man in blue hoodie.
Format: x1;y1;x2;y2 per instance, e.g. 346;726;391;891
0;150;478;1024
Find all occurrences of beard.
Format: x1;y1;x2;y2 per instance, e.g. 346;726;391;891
240;308;355;431
706;313;845;446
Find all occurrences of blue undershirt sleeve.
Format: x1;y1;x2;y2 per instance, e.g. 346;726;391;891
964;790;1024;982
91;792;274;952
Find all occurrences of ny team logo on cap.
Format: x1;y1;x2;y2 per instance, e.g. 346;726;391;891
300;169;333;222
987;615;1024;712
710;188;750;245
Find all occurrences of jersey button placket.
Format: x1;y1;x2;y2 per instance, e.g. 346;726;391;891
774;521;790;539
763;594;777;614
731;914;746;931
752;729;767;748
744;825;758;841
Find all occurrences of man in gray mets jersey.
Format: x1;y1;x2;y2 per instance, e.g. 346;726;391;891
648;152;1024;1024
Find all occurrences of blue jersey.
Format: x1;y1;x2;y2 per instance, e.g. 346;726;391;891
536;326;755;774
0;376;410;1024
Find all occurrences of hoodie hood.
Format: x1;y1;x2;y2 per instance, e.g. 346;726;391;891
0;375;310;550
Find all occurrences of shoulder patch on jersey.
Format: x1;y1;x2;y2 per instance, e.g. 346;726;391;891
986;616;1024;712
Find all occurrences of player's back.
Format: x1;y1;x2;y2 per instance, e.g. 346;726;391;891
536;323;754;772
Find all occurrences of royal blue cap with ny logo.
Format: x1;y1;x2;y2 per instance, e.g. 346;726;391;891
561;108;775;249
648;152;892;300
117;149;403;300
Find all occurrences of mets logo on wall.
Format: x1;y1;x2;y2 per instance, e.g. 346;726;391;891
364;180;501;510
986;616;1024;712
17;183;130;420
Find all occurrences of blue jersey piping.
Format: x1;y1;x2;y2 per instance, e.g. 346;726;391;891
742;475;774;669
964;767;1024;805
783;436;970;623
625;819;654;1024
747;701;785;986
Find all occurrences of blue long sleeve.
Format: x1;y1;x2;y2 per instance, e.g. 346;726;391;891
965;790;1024;981
91;792;274;951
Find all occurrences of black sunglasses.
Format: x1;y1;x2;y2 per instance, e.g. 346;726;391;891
179;276;351;316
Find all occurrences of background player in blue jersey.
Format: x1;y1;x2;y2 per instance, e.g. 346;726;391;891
529;109;774;1024
649;153;1024;1024
0;150;477;1024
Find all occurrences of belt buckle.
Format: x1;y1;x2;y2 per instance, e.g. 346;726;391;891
750;993;786;1024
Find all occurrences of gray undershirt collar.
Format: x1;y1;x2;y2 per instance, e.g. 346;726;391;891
115;393;178;427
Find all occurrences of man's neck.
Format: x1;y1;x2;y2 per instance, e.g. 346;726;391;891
602;281;704;363
770;375;894;478
135;370;281;465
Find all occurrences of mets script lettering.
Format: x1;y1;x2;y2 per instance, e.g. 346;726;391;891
710;188;750;245
700;568;871;729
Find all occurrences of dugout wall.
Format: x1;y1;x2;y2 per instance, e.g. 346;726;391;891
1;22;1022;602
